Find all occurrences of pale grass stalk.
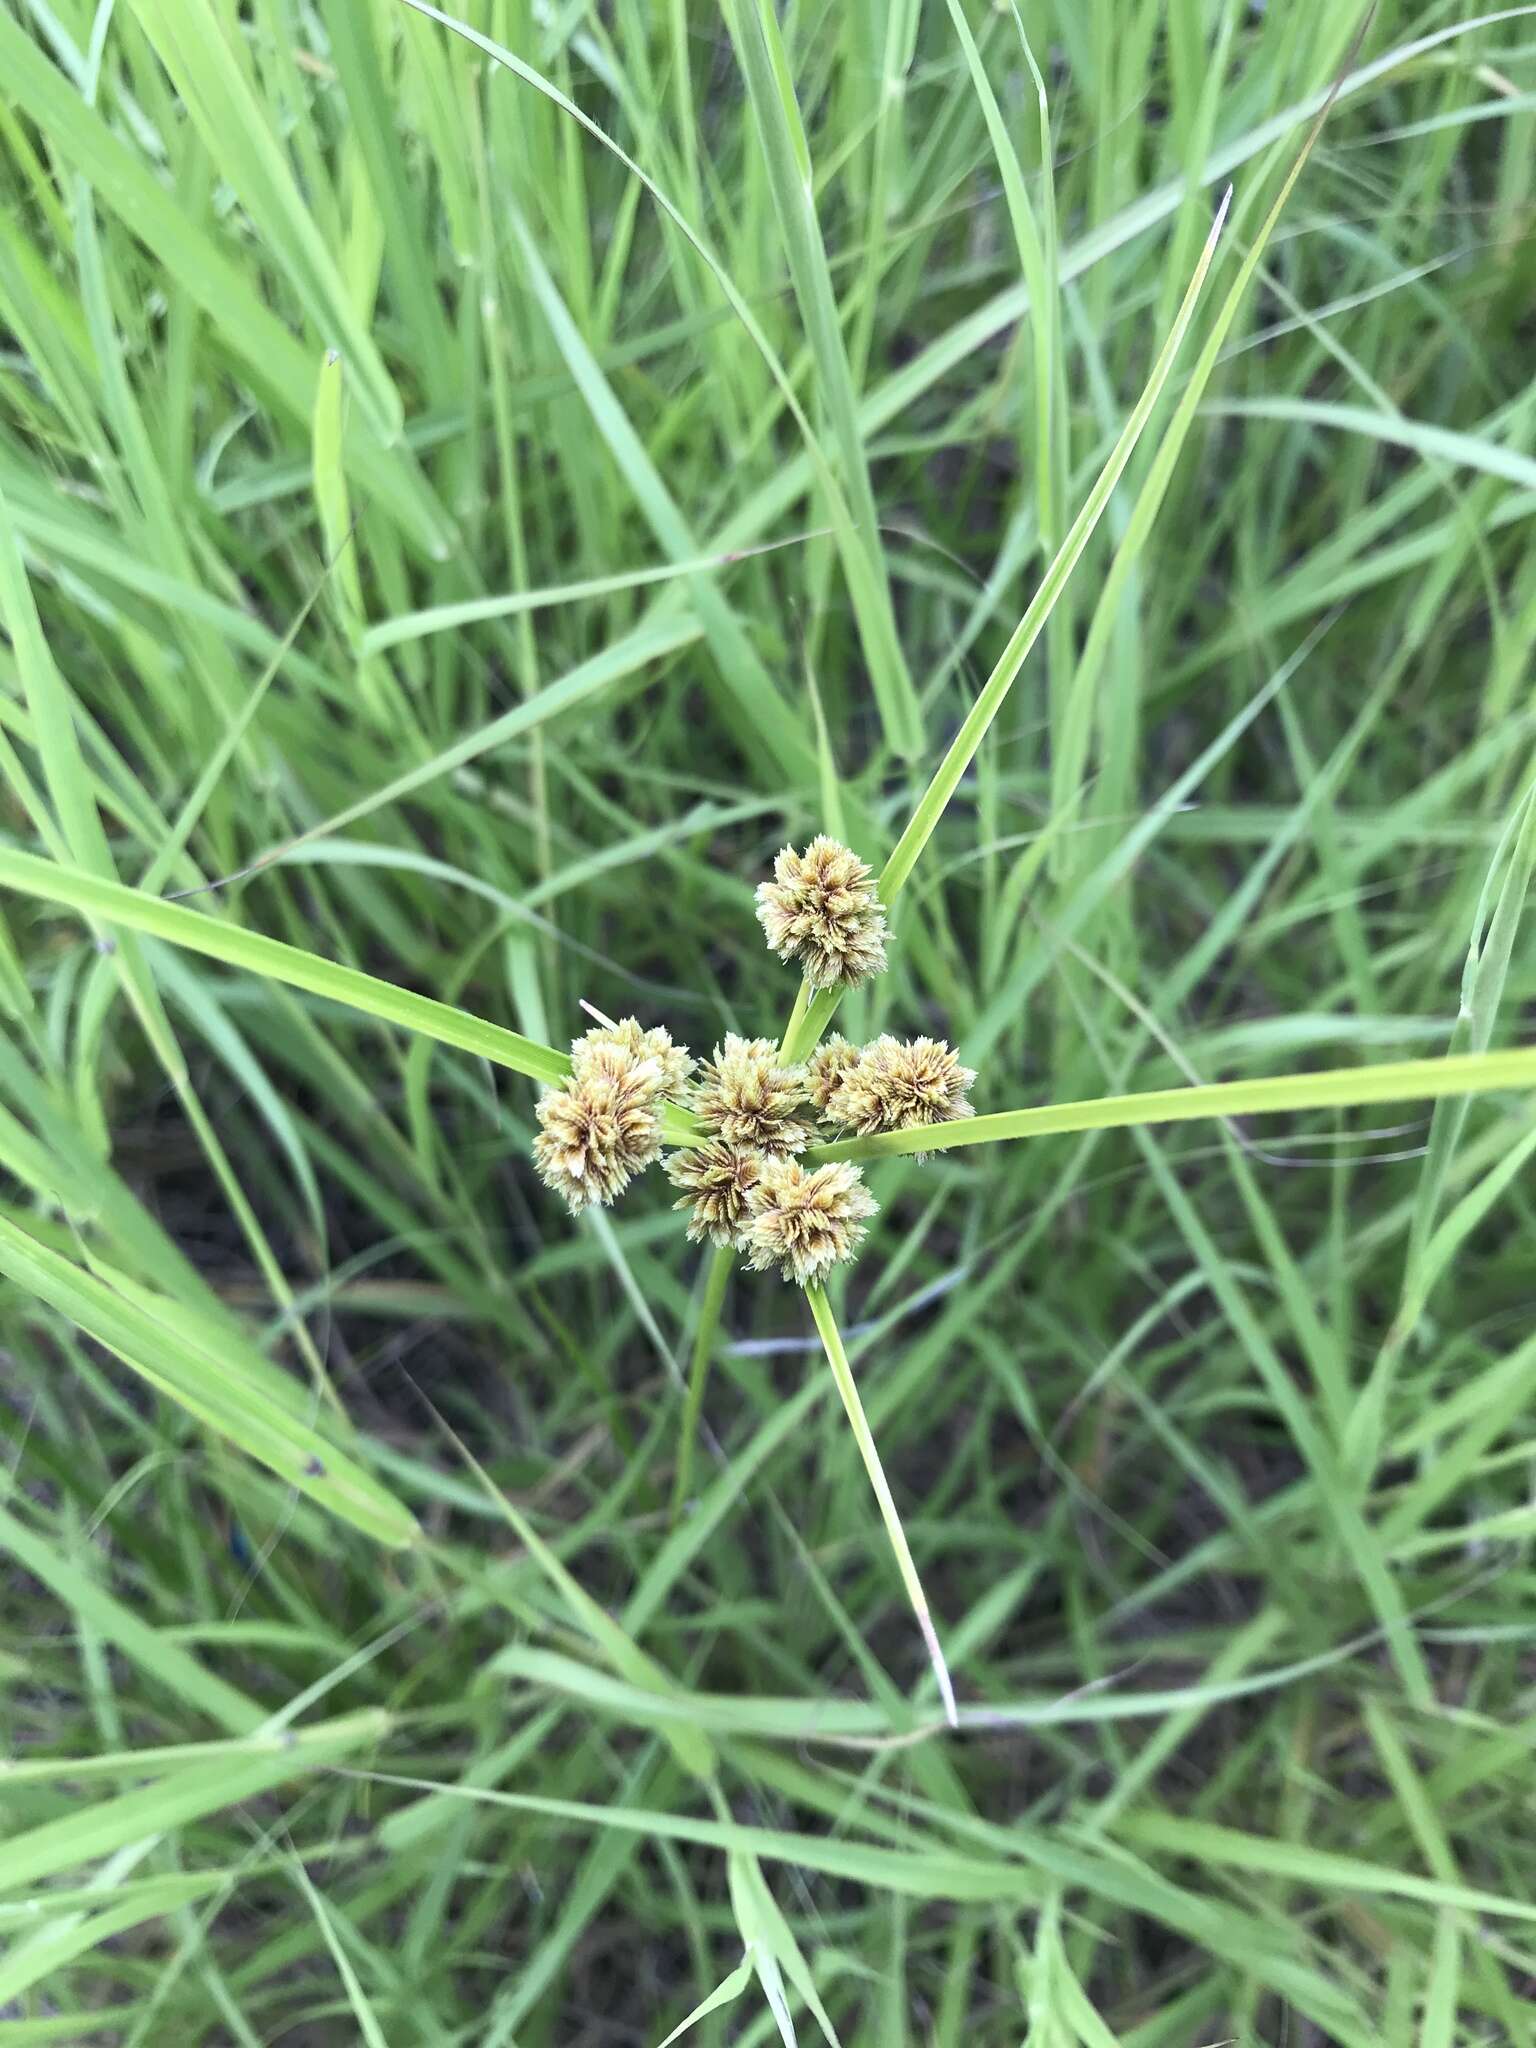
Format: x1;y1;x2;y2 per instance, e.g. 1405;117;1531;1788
805;1282;958;1728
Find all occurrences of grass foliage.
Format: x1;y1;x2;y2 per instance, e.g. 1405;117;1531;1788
3;0;1536;2040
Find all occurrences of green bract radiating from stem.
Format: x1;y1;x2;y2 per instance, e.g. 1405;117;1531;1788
805;1282;958;1728
876;191;1232;913
810;1047;1536;1165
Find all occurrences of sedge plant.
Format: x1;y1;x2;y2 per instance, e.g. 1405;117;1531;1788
531;833;973;1718
7;1;1536;2041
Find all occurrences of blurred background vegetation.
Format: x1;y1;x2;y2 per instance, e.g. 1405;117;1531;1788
3;1;1536;2041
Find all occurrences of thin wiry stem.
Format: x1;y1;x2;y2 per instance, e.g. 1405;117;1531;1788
805;1283;958;1728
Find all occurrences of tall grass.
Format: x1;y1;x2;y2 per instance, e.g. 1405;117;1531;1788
3;2;1536;2041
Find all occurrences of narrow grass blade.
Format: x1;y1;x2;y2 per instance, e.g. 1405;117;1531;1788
0;1885;217;2008
0;846;567;1088
671;1243;732;1524
505;205;814;779
1391;773;1536;1324
140;555;336;894
656;1953;755;2047
877;191;1231;906
309;352;393;729
342;1768;1033;1902
0;473;178;1067
360;534;818;657
946;0;1067;771
0;1216;419;1548
485;1632;1378;1741
0;1711;389;1897
311;355;365;639
399;0;919;761
1112;1813;1536;1922
236;614;702;870
1204;396;1536;491
420;1400;715;1782
719;0;922;758
316;0;453;384
734;1851;841;2047
132;0;402;443
289;1859;390;2048
804;1283;957;1727
1053;49;1354;867
814;1044;1536;1163
1395;1119;1536;1333
1421;1915;1459;2048
0;1498;263;1736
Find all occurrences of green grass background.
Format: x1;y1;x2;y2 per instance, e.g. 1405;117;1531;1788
3;1;1536;2041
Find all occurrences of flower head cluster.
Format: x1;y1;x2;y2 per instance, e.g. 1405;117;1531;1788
743;1158;878;1286
533;1015;698;1215
530;836;980;1294
755;836;888;991
533;1041;666;1212
573;1016;693;1098
805;1034;863;1114
821;1035;975;1139
664;1139;761;1246
664;1037;874;1266
689;1035;810;1157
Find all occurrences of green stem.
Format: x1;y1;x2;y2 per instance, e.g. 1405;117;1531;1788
805;1282;957;1727
781;983;842;1067
671;1243;732;1525
778;978;811;1060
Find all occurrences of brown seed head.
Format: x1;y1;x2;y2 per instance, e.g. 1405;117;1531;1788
744;1156;878;1286
532;1044;664;1212
664;1140;762;1246
690;1034;810;1156
572;1016;693;1098
805;1034;865;1117
824;1034;976;1138
754;836;888;990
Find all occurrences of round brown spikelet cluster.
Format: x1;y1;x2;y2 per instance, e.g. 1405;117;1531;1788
690;1034;810;1157
823;1034;976;1139
664;1140;761;1246
573;1016;693;1098
744;1157;878;1286
533;1042;665;1212
529;841;978;1295
804;1034;863;1115
755;836;888;991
